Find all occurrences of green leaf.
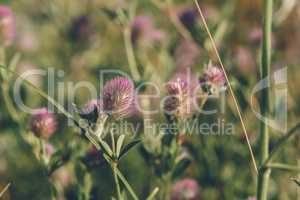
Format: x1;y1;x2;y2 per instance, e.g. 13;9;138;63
99;139;113;158
146;187;159;200
116;134;125;158
48;150;63;174
172;158;191;179
118;139;140;159
292;179;300;187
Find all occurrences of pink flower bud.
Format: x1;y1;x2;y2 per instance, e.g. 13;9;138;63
30;108;57;139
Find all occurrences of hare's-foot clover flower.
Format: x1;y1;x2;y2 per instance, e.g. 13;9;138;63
164;73;199;118
30;108;57;139
0;6;15;47
171;178;200;200
102;76;136;120
199;64;226;94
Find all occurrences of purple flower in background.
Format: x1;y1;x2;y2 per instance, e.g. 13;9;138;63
247;197;256;200
248;27;276;47
83;146;105;168
0;6;16;47
171;178;200;200
69;15;91;42
131;15;164;46
175;39;200;70
164;73;199;118
17;31;38;52
233;46;255;73
102;77;136;120
30;108;57;139
199;64;226;94
179;8;198;30
248;27;263;45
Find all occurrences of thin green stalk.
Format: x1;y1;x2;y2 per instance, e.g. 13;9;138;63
146;187;159;200
115;167;139;200
2;81;20;122
123;27;141;82
113;164;122;200
266;163;300;173
39;138;47;167
257;0;273;200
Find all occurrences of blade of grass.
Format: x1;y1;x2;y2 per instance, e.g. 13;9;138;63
146;187;159;200
193;0;258;174
257;0;273;200
0;183;10;198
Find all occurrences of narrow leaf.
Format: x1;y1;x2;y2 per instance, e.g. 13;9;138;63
99;139;113;158
116;135;125;158
172;158;191;179
118;140;140;159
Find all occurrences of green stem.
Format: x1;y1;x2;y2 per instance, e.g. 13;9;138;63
115;167;139;200
1;81;20;122
123;27;141;82
257;0;273;200
113;164;122;200
266;163;300;173
39;138;47;166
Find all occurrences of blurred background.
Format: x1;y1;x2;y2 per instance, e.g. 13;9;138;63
0;0;300;199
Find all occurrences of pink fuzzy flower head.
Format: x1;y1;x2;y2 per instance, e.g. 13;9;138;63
102;77;136;120
247;197;256;200
0;6;16;47
171;178;200;200
30;108;57;139
164;73;199;118
200;64;226;94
